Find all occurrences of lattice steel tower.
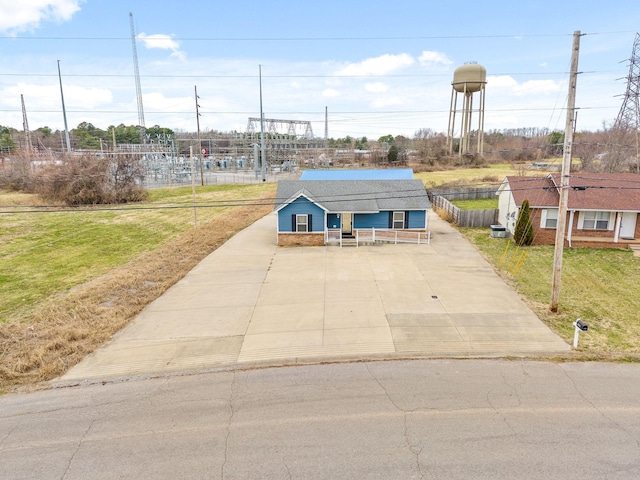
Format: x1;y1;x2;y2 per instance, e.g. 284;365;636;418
615;32;640;131
130;12;146;139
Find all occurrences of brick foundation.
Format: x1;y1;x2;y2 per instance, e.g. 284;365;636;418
278;233;325;247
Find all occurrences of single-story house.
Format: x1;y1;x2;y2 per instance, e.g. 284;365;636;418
497;173;640;248
274;170;431;246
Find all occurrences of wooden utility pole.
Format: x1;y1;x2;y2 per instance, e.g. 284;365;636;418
57;60;71;152
21;94;33;151
550;30;582;312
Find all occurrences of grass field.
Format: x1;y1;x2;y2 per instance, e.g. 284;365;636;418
451;198;499;210
461;228;640;357
0;184;274;322
414;164;529;188
0;183;276;389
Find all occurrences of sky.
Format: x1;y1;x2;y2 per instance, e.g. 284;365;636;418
1;0;639;140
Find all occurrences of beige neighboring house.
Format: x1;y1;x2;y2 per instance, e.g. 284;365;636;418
497;173;640;248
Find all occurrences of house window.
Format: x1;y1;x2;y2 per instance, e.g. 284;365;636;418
296;214;308;232
542;209;558;228
582;211;610;230
393;211;405;229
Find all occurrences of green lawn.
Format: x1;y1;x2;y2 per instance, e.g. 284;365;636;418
0;183;275;322
451;198;499;210
462;228;640;355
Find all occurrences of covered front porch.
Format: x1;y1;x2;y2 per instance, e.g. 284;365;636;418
325;227;431;247
325;210;429;246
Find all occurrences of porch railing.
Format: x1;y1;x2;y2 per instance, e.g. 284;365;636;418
325;228;342;246
325;228;430;247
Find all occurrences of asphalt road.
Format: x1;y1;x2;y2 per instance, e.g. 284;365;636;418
3;360;640;479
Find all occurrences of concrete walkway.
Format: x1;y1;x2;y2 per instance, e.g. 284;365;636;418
59;213;570;383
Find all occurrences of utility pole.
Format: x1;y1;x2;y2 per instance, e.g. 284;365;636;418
195;85;204;186
550;30;582;312
21;94;32;151
324;106;328;165
189;146;198;229
57;60;71;153
259;65;266;182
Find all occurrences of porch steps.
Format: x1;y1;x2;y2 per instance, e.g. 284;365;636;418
630;244;640;257
341;237;358;247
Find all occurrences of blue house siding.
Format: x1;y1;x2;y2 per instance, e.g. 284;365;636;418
327;213;341;229
408;210;426;229
277;197;325;232
354;210;427;229
354;212;389;229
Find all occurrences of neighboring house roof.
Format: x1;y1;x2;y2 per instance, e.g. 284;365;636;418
275;180;431;213
299;168;414;181
501;173;640;211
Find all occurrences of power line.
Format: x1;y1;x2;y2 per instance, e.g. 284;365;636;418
0;33;580;42
0;72;581;78
3;177;640;215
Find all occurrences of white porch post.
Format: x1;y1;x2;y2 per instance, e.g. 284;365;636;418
614;212;622;243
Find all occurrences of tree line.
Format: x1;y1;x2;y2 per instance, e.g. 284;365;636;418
2;120;639;174
0;123;175;152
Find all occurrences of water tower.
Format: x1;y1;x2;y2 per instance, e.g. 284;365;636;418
446;62;487;157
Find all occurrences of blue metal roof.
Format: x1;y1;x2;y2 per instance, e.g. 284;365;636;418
300;168;414;181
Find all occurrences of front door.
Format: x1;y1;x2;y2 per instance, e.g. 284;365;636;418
620;212;637;239
341;213;353;236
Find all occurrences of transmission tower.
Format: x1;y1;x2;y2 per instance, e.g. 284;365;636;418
130;12;146;140
615;32;640;131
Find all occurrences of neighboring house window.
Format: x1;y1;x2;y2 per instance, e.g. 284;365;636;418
541;209;558;228
393;211;405;229
292;214;312;232
581;211;610;230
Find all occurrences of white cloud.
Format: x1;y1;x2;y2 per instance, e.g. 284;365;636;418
2;82;112;109
322;88;340;98
0;0;83;33
143;91;192;112
488;75;518;89
371;96;403;108
137;33;186;60
365;82;388;93
336;53;414;76
488;75;561;95
418;51;453;67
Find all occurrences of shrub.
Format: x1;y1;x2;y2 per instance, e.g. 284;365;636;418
0;152;34;192
513;199;534;246
34;154;147;205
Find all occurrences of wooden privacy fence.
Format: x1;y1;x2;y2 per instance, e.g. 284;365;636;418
431;195;498;227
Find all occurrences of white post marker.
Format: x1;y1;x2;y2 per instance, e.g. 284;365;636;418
572;318;588;348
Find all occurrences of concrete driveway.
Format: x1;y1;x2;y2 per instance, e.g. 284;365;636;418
58;213;570;383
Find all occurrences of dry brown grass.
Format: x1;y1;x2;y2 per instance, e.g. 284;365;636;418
0;194;274;391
